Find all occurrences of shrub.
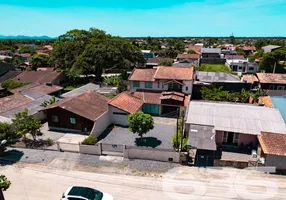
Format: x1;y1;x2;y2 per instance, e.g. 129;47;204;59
1;79;26;90
82;135;98;145
45;138;54;146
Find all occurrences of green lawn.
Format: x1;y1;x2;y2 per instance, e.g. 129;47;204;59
197;64;231;73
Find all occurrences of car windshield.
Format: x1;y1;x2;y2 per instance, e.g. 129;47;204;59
68;187;103;200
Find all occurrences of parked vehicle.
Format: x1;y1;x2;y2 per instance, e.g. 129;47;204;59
61;186;114;200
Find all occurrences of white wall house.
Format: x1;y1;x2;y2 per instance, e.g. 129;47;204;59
225;59;258;75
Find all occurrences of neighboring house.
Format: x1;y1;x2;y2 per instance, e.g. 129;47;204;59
146;58;160;68
185;101;286;166
43;91;110;136
193;72;251;98
221;49;236;55
225;59;258;74
258;132;286;172
262;45;282;53
242;46;256;55
12;68;66;85
128;66;194;95
241;74;259;84
257;73;286;90
108;92;143;126
141;50;154;59
175;54;200;66
0;71;22;83
184;44;202;54
14;53;31;62
61;83;116;98
200;48;225;64
224;55;245;60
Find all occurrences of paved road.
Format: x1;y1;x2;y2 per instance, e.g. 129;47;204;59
2;163;286;200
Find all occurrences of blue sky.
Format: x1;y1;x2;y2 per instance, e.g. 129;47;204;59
0;0;285;37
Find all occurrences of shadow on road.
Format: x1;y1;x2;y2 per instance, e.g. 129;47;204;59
0;149;24;166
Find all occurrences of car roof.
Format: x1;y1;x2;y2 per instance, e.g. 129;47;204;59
67;186;96;199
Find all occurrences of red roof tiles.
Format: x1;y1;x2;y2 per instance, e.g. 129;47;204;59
177;54;200;60
13;70;63;84
128;69;157;81
11;83;62;94
242;74;259;84
132;90;162;105
0;94;32;113
154;66;194;81
258;132;286;156
43;91;109;121
108;92;143;113
257;73;286;84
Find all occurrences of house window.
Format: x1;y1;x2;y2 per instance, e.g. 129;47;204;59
52;115;59;123
269;85;275;90
238;66;242;70
157;82;160;88
223;132;239;145
186;86;188;91
233;133;239;144
132;81;140;88
145;81;153;89
232;65;238;71
70;117;76;124
277;86;285;90
248;67;254;71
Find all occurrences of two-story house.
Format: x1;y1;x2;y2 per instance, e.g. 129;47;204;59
107;66;193;121
200;48;226;64
225;57;258;75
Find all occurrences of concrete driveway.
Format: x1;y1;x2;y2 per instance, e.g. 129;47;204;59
99;123;176;150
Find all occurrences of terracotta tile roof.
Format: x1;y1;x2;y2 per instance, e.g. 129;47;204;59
132;90;162;105
258;96;273;108
128;69;157;81
177;54;200;60
15;53;31;58
242;46;256;51
242;74;259;84
160;91;185;102
108;92;143;113
154;66;194;81
43;91;109;121
11;83;62;95
0;94;32;113
257;73;286;84
13;70;63;84
184;45;202;54
258;132;286;156
225;55;245;60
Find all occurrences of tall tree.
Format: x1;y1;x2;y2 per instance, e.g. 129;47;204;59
30;54;50;68
50;28;145;81
0;175;11;200
127;111;154;142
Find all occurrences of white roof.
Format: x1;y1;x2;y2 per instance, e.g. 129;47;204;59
186;101;286;135
141;50;152;53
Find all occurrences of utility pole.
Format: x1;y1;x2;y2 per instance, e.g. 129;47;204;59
273;62;276;74
176;108;179;150
180;110;185;152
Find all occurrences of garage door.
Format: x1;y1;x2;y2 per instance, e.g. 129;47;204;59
142;104;160;116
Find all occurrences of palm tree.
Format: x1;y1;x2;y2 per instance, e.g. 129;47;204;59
40;96;58;107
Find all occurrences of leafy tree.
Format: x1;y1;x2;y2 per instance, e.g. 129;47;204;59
0;175;11;200
201;87;251;102
259;48;286;73
103;76;119;86
40;96;58;107
158;58;173;66
128;111;154;141
0;122;17;141
117;80;128;93
30;54;49;68
235;48;245;56
19;46;36;54
173;40;185;51
1;79;26;90
171;119;187;151
187;49;197;54
12;109;43;141
50;28;145;82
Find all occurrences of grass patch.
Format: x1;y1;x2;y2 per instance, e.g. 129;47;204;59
197;64;231;73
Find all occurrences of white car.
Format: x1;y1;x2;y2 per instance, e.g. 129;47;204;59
61;186;114;200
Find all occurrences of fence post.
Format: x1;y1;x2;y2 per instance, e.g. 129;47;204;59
99;143;102;155
56;142;60;151
123;144;128;158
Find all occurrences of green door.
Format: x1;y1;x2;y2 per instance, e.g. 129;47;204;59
142;104;160;116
